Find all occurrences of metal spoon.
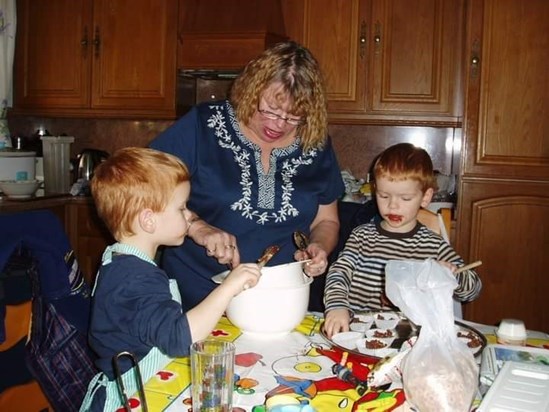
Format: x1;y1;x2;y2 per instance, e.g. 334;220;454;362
257;245;280;268
293;231;310;252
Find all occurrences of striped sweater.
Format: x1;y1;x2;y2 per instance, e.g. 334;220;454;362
324;221;482;313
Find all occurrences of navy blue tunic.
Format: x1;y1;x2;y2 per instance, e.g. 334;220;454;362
150;101;345;310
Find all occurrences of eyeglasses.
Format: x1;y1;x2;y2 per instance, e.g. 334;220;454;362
257;107;304;126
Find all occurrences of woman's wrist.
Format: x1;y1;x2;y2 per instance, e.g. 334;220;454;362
187;217;202;237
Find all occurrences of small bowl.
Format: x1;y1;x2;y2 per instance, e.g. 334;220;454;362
356;338;398;358
374;312;399;330
350;321;373;333
355;313;374;324
365;328;396;344
496;319;527;346
331;331;363;350
0;179;41;199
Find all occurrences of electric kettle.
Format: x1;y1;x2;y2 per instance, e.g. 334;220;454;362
77;149;109;181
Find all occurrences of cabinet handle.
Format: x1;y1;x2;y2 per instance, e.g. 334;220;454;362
470;38;480;78
81;26;89;47
359;20;367;59
94;26;101;57
374;21;382;54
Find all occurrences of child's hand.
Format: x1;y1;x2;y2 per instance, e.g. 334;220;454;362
323;308;351;338
438;261;458;272
222;263;261;296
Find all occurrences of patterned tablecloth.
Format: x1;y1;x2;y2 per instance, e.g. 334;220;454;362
128;315;549;412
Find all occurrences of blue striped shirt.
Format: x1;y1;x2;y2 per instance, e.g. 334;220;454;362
324;221;482;313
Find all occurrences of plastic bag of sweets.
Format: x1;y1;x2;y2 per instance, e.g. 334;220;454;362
385;259;478;412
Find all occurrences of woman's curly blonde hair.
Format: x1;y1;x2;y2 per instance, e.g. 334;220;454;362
229;41;328;152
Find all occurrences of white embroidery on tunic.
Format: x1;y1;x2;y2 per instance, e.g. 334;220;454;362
207;103;317;225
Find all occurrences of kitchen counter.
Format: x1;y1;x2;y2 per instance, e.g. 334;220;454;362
0;193;76;213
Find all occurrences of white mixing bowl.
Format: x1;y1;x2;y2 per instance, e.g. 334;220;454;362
224;261;312;337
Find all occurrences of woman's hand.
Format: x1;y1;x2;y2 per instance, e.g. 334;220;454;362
323;308;351;338
296;201;340;277
188;218;240;268
296;242;329;277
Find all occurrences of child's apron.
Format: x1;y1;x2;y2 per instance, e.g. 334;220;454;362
79;243;182;412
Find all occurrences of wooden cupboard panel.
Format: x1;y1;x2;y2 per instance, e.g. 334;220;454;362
369;0;462;116
68;202;113;285
292;0;463;125
179;33;287;70
14;0;177;118
463;0;549;180
456;180;549;333
91;0;177;110
178;0;288;69
302;0;368;113
15;0;92;108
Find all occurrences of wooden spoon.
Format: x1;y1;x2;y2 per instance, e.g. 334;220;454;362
257;245;280;268
455;260;482;274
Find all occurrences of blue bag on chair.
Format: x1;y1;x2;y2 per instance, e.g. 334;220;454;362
0;210;98;411
25;256;98;411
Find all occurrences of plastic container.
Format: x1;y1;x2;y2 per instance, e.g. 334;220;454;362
496;318;527;346
41;136;74;194
0;149;36;181
478;361;549;411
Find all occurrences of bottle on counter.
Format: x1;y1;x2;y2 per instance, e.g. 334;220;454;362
0;118;12;149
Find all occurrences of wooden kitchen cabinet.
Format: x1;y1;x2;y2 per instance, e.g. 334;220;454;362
284;0;464;126
14;0;177;119
67;201;113;286
456;0;549;332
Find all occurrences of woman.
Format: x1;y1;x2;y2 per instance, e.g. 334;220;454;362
150;41;345;311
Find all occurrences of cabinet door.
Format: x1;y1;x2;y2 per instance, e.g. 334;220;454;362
91;0;177;116
14;0;93;109
458;0;549;332
368;0;463;124
462;0;549;181
68;203;113;286
456;181;549;333
294;0;463;125
301;0;368;116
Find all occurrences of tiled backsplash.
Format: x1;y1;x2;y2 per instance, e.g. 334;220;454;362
8;116;460;181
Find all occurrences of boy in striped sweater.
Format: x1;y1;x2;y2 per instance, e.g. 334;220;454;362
323;143;481;337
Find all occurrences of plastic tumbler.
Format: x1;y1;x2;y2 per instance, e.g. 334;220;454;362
41;135;74;194
190;339;235;412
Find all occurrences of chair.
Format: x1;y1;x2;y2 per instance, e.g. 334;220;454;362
417;207;452;242
417;207;463;319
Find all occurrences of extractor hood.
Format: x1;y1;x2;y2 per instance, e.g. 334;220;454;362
178;0;288;70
